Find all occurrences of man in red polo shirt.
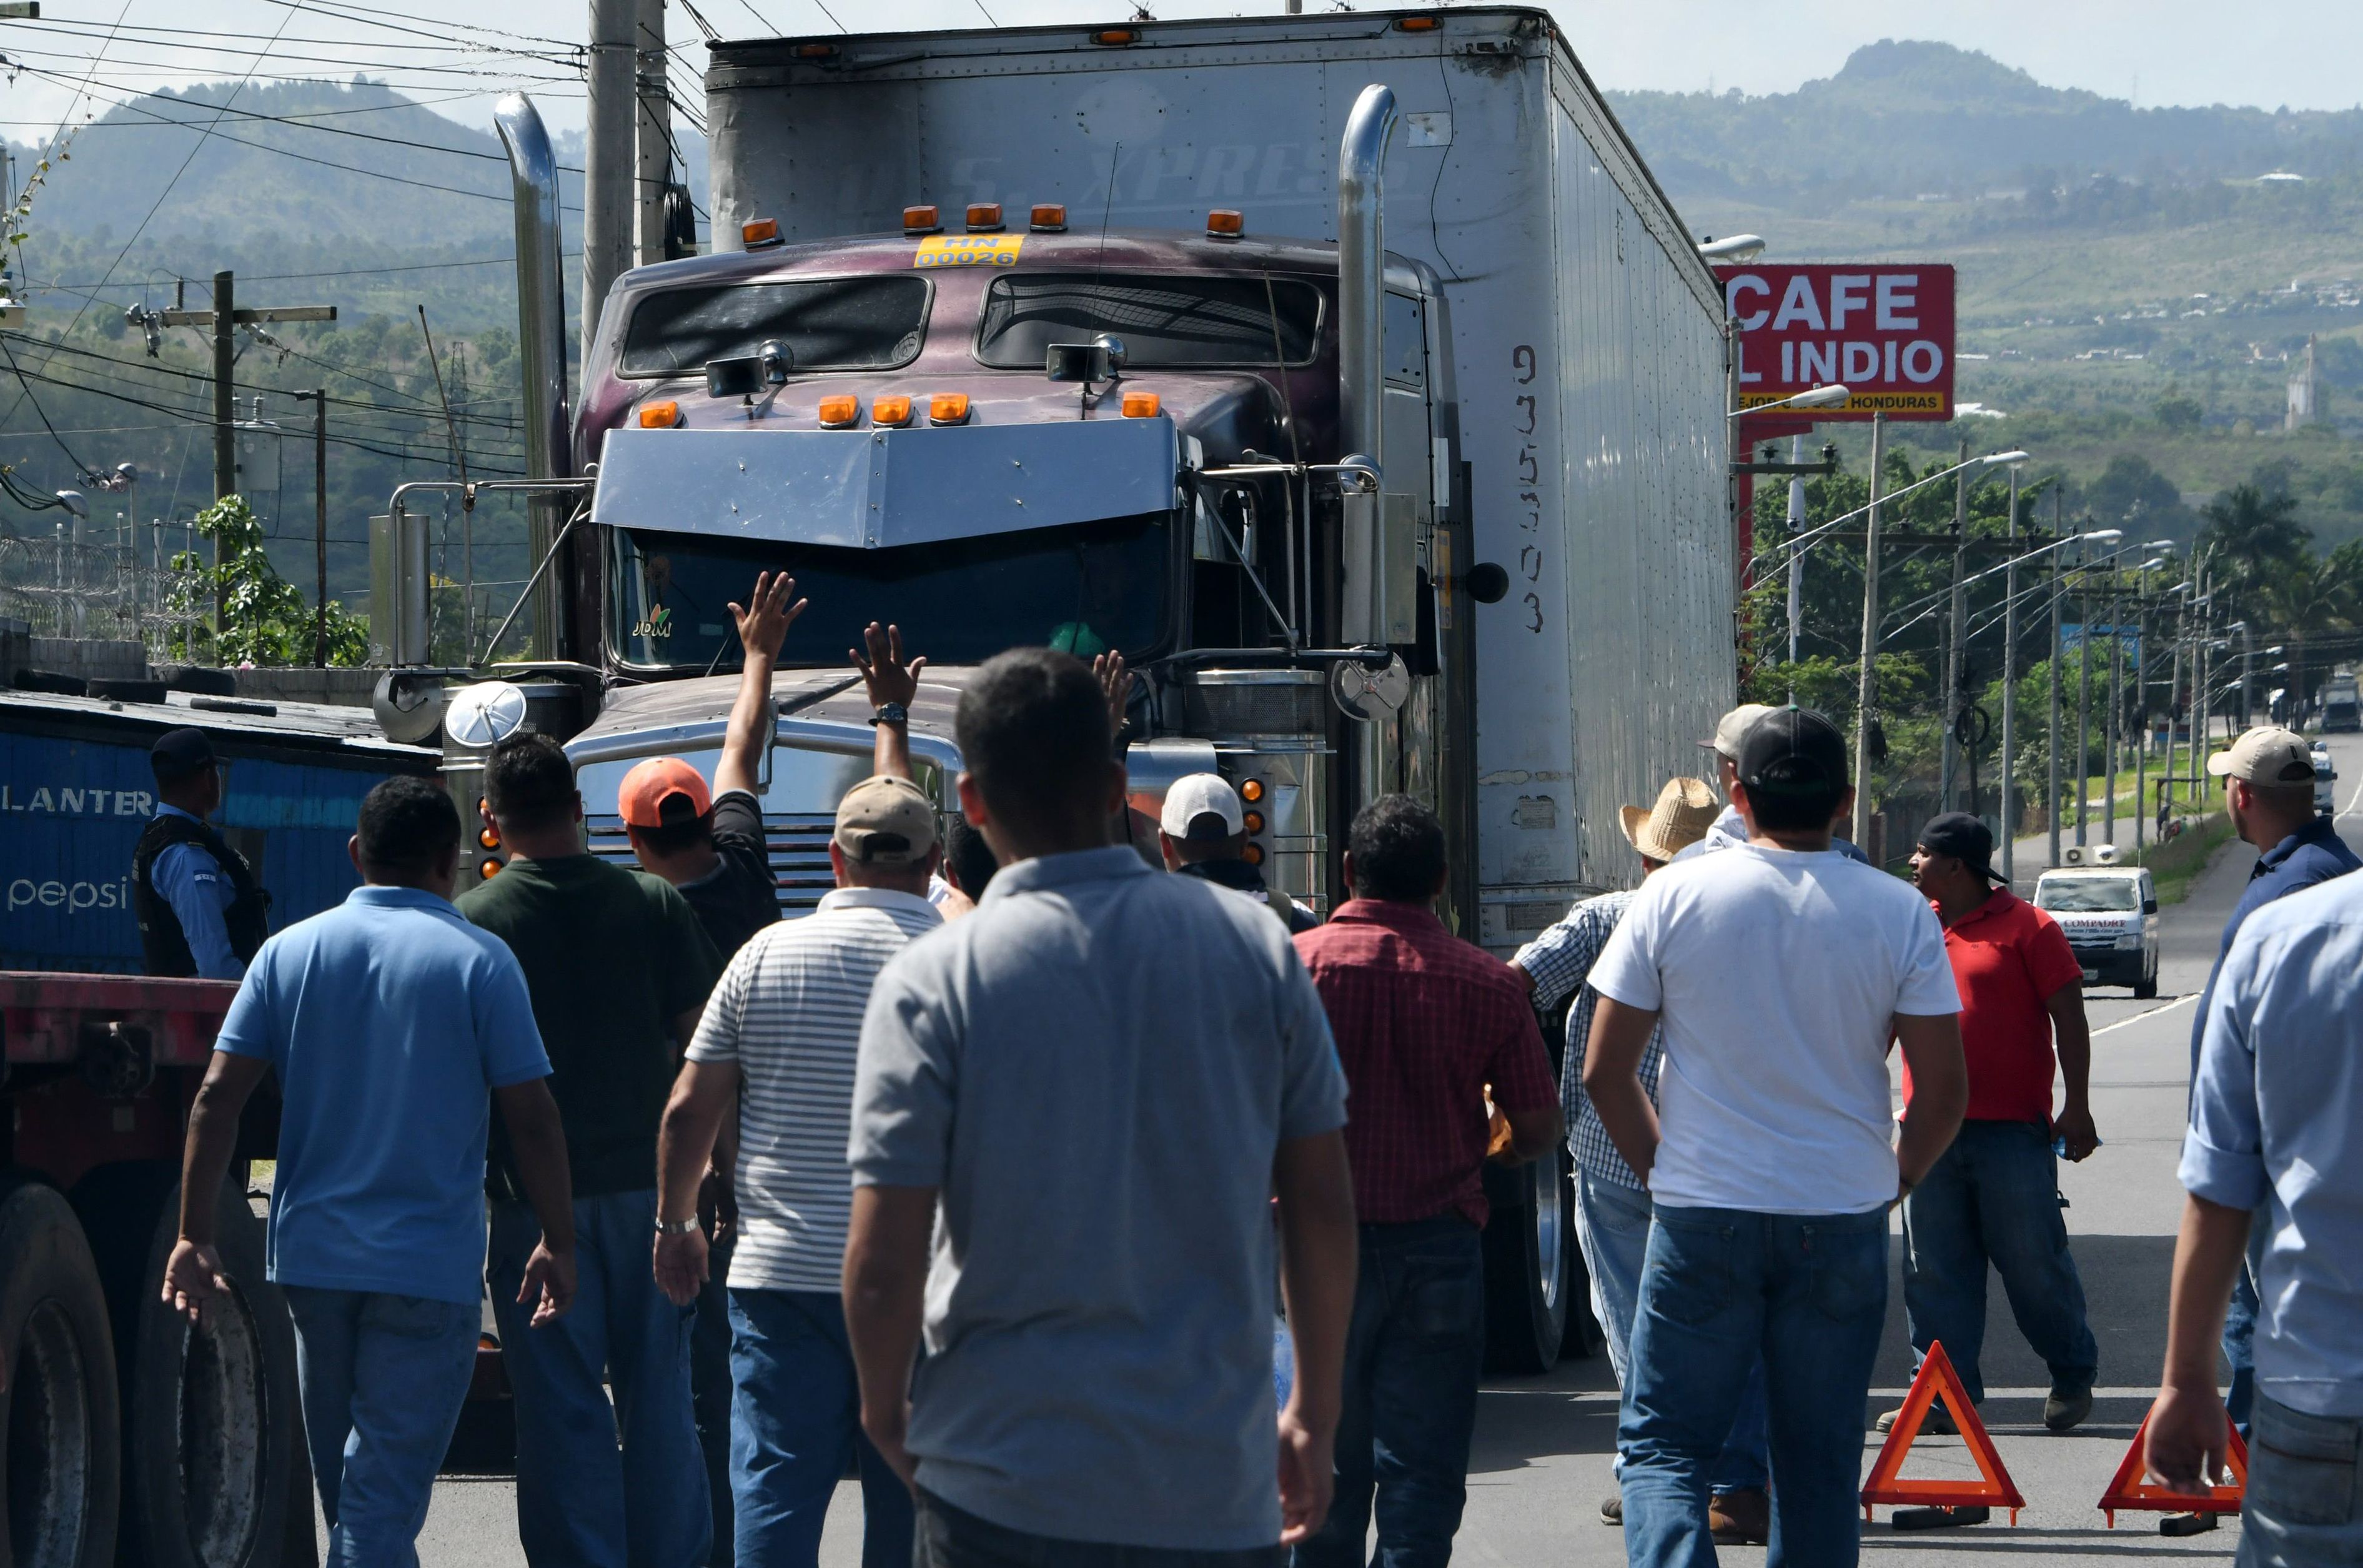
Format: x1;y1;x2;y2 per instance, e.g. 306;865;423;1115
1291;794;1560;1568
1894;811;2101;1442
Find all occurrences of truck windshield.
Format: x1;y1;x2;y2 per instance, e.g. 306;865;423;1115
620;276;929;376
608;515;1174;670
976;273;1323;369
2036;880;2139;913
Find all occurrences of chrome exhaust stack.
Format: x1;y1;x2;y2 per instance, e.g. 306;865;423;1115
1336;82;1400;650
495;92;571;658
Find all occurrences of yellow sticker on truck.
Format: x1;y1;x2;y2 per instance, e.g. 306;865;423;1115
913;234;1024;269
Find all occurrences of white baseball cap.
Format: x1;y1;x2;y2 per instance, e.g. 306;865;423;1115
1160;773;1245;840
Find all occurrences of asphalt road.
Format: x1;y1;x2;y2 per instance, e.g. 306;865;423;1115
408;733;2363;1567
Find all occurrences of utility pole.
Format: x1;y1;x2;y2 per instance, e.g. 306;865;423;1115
2106;564;2124;847
1785;432;1807;702
1851;412;1885;852
2049;491;2066;868
2240;622;2254;730
635;0;671;269
1941;437;1969;811
2075;532;2092;850
2001;465;2020;883
294;390;327;667
159;270;335;644
585;0;637;372
2135;587;2151;855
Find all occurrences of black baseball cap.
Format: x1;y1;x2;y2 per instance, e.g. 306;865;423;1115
1736;706;1849;800
149;727;216;784
1918;811;2004;884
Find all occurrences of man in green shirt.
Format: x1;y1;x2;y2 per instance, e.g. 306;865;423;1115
461;733;724;1568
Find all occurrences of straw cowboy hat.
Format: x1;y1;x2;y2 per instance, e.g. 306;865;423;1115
1619;777;1720;863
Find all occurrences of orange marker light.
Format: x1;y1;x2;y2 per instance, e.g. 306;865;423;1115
1093;27;1137;44
872;394;913;427
638;400;681;429
818;395;860;427
1394;15;1442;30
1206;209;1245;239
1242;843;1266;866
1242;810;1266;835
480;826;500;850
1030;204;1068;232
903;205;941;236
479;858;502;878
741;218;783;249
928;392;971;425
1240;778;1266;803
1121;390;1162;419
965;203;1004;232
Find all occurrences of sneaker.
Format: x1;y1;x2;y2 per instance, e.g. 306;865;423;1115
2044;1383;2094;1432
1875;1402;1959;1436
1598;1493;1622;1526
1710;1486;1771;1546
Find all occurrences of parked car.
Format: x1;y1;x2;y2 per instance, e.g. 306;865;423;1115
2034;866;2161;998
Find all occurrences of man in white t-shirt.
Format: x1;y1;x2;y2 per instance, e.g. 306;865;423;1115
1583;706;1968;1567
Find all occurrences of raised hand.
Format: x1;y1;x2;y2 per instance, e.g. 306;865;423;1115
729;572;806;665
853;622;928;710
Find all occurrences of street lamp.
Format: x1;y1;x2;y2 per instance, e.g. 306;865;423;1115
1700;234;1766;262
1754;449;2039;569
1730;382;1850;418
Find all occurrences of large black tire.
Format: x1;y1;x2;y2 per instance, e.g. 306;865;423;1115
1481;1146;1573;1374
2134;955;2159;1000
0;1178;122;1568
116;1182;305;1568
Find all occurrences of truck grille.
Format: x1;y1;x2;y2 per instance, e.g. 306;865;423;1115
585;812;840;918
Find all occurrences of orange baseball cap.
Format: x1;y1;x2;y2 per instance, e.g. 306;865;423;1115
618;757;713;828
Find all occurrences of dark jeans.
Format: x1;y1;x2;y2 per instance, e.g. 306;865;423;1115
1620;1204;1888;1568
916;1489;1284;1568
2223;1204;2271;1436
696;1236;736;1567
1292;1216;1485;1568
1898;1119;2099;1405
728;1287;913;1568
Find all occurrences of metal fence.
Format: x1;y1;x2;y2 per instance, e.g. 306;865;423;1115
0;531;205;653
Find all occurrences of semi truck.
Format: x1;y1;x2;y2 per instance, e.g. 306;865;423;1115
409;5;1733;1372
1;690;435;1568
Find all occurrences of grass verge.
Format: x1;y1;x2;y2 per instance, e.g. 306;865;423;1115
2143;815;2237;907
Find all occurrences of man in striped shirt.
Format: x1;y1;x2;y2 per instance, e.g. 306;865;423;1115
653;772;946;1568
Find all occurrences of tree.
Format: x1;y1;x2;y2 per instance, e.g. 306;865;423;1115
166;494;367;666
2152;390;2203;432
2196;483;2311;624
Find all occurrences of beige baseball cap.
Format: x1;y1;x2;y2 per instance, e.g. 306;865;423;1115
1619;777;1719;862
2206;727;2318;786
833;775;939;865
1698;703;1778;762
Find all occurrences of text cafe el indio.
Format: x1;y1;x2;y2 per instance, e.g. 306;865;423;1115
1713;264;1956;419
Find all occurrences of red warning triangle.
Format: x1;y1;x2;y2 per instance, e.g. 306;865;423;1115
1860;1340;2026;1523
2098;1408;2248;1526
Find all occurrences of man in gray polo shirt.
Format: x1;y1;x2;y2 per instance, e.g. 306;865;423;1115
843;647;1359;1566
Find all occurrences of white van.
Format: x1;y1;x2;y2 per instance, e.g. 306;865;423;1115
2314;741;2337;818
2033;867;2161;998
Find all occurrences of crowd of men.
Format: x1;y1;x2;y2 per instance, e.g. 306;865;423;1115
147;580;2361;1568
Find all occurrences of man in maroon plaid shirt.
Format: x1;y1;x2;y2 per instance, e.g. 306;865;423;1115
1289;795;1561;1567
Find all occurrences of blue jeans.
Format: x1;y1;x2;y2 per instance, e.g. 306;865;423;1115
1292;1216;1485;1568
282;1288;480;1568
916;1488;1284;1567
488;1191;711;1568
696;1237;736;1567
2239;1394;2363;1567
1572;1167;1770;1494
1898;1120;2099;1405
1620;1204;1889;1568
2224;1204;2271;1436
728;1287;914;1568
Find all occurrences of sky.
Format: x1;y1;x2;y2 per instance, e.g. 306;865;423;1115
4;0;2361;142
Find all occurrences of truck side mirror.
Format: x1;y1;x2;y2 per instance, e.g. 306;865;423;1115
1045;342;1116;383
706;355;764;398
1466;563;1510;604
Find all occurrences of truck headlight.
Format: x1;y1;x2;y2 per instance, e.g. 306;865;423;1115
2115;934;2144;951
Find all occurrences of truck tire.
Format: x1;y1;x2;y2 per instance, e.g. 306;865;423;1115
1481;1146;1572;1374
118;1183;304;1568
2134;957;2159;1000
0;1178;122;1568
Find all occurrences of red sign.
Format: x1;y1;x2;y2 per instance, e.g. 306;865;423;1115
1714;263;1956;420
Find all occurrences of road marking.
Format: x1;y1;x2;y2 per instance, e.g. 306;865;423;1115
2342;765;2363;820
2091;994;2197;1038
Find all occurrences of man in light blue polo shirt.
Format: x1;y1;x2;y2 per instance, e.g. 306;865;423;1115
2148;870;2363;1560
164;777;580;1568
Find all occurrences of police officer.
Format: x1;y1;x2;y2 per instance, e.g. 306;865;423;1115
133;728;269;979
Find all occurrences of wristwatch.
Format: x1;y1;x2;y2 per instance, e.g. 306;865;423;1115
654;1216;700;1237
871;702;909;727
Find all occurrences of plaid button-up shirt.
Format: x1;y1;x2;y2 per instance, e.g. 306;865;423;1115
1294;899;1556;1226
1512;889;1660;1191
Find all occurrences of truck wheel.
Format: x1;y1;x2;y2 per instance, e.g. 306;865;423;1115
119;1183;303;1568
2134;961;2159;1001
0;1179;122;1568
1482;1147;1572;1374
